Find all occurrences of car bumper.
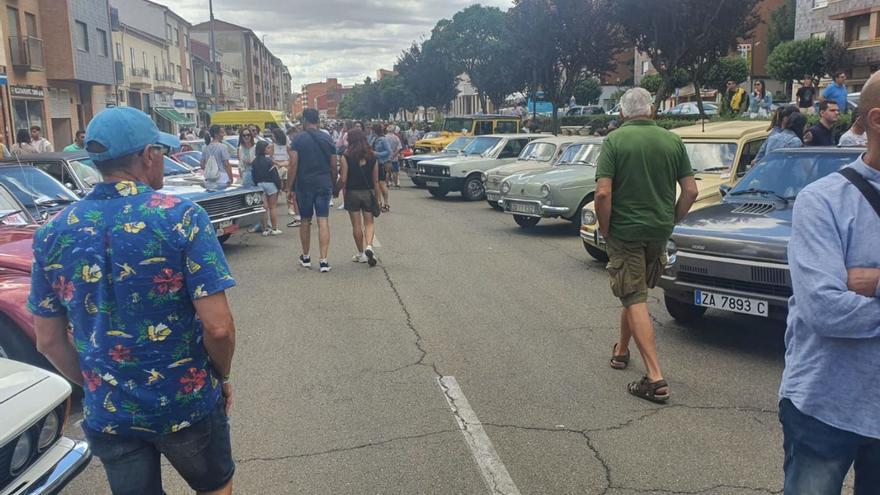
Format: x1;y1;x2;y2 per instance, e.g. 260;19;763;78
417;176;465;191
500;197;571;217
2;437;92;495
580;223;606;250
212;209;265;237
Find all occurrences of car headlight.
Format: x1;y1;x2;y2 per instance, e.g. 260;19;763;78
666;239;677;266
10;433;33;475
540;184;550;198
581;207;597;226
419;166;425;174
500;181;511;194
37;410;61;451
248;192;262;205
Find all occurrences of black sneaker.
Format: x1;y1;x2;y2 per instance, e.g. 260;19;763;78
319;260;332;273
364;246;377;267
299;255;311;268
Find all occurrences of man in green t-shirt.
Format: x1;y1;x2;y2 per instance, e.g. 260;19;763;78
594;87;698;404
63;129;85;152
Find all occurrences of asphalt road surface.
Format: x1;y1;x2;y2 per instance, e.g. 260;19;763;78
63;184;821;494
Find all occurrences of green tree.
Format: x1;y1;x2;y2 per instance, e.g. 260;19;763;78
394;40;459;119
767;0;795;52
767;37;826;86
704;55;750;91
574;78;602;105
639;74;663;94
822;33;853;75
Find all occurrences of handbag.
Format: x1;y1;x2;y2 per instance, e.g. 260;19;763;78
351;156;381;217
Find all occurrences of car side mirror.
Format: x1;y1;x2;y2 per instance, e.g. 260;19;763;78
719;183;731;197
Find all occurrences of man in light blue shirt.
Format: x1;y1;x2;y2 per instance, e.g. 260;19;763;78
780;71;880;494
821;71;850;113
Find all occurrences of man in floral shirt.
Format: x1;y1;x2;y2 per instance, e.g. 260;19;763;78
29;107;237;495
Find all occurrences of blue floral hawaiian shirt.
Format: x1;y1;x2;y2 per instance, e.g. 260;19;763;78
28;181;235;437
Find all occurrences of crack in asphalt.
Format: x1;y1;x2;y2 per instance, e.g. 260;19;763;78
609;485;782;494
234;429;456;465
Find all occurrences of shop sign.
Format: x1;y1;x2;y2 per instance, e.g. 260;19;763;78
185;101;196;109
10;85;44;98
174;99;185;108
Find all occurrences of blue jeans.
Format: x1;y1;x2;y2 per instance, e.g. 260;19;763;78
83;398;234;495
779;399;880;494
296;188;331;219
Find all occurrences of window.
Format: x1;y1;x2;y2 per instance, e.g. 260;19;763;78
166;24;172;41
129;47;135;68
25;12;37;36
173;27;179;46
97;29;108;56
7;8;20;38
474;121;493;135
115;42;122;60
12;98;44;135
75;21;89;52
845;14;872;42
641;60;650;75
154;56;158;77
177;64;182;82
736;139;766;176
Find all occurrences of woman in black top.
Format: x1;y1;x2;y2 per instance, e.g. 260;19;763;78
252;141;283;236
339;129;380;266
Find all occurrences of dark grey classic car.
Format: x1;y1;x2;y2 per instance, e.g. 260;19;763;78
660;147;864;322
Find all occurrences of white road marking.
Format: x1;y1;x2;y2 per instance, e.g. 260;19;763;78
438;376;521;495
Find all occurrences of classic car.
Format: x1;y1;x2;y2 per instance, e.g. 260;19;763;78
179;139;240;168
580;120;770;261
660;147;863;322
0;357;91;494
498;138;604;227
415;134;538;201
403;136;474;188
484;135;594;210
172;150;204;170
4;153;263;243
413;115;521;154
0;163;79;223
565;106;606;116
661;102;719;116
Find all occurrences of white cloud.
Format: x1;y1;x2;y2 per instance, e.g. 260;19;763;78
169;0;512;90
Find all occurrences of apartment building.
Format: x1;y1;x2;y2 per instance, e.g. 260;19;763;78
191;38;245;122
299;78;349;119
796;0;880;91
191;19;288;112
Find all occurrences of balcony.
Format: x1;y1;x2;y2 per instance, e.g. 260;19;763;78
154;74;176;92
129;67;152;88
846;38;880;50
9;36;44;71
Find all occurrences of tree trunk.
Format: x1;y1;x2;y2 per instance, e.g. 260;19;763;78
694;77;706;120
551;104;559;136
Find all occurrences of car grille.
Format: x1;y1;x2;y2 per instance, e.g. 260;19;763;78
420;165;448;176
0;403;67;490
677;272;792;298
197;194;249;220
731;202;776;215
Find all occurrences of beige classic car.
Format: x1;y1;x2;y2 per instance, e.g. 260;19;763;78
0;358;91;494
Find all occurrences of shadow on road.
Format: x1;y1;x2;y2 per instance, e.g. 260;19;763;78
661;311;786;358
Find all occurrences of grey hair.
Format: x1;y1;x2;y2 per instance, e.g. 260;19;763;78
620;88;654;119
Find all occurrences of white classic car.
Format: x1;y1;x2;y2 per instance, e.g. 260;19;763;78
0;358;91;494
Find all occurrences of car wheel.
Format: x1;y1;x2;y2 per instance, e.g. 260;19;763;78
582;240;609;262
664;295;707;323
514;215;540;228
487;200;502;211
427;187;447;198
461;176;485;201
0;316;49;368
218;234;231;244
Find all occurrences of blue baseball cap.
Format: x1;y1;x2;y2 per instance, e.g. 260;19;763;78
85;106;180;162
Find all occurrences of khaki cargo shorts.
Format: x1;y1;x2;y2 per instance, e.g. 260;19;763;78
605;236;667;307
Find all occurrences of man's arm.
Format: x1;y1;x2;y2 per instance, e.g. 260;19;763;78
287;150;299;199
193;292;235;415
674;176;699;224
34;316;83;386
595;178;612;238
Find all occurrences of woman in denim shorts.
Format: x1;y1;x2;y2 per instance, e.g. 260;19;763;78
251;141;282;236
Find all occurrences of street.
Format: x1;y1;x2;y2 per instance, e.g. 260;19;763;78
65;184;793;494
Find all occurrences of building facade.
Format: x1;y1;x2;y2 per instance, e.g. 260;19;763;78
795;0;880;91
299;78;347;119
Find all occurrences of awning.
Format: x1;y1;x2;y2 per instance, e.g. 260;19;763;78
155;107;195;125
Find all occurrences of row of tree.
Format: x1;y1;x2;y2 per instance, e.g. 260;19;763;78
338;0;849;125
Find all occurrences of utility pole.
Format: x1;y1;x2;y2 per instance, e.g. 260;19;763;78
209;0;218;113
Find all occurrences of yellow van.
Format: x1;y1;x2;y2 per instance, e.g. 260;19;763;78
210;110;286;129
414;115;521;154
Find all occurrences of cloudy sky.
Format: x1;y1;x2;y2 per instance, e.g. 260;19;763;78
172;0;512;91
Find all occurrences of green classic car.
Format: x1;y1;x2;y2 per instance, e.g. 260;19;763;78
498;137;604;228
483;135;592;210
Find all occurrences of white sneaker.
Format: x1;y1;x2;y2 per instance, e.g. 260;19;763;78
288;208;296;216
329;199;334;207
261;229;271;237
364;246;377;267
352;253;368;263
269;229;283;236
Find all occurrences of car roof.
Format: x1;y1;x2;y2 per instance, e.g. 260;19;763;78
672;120;769;139
0;151;90;163
769;146;865;155
479;133;535;139
530;135;603;145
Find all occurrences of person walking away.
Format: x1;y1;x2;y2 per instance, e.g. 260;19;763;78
387;126;403;188
748;80;773;118
806;100;840;146
594;88;698;404
796;77;817;114
11;129;38;156
778;70;880;494
369;123;391;212
340;129;381;267
270;127;291;192
238;128;262;233
201;125;234;188
64;130;86;152
723;80;748;116
29;125;54;153
251;141;282;236
335;121;354;210
839;109;867;147
763;112;807;156
288;108;337;273
28;106;236;495
820;71;849;113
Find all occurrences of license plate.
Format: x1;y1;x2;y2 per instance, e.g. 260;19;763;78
694;290;769;317
214;219;233;230
426;181;440;188
508;201;539;215
486;192;500;202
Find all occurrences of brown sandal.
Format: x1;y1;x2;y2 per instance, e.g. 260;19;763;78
627;376;670;404
610;343;629;370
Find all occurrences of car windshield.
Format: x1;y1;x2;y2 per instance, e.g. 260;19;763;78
729;150;860;201
422;131;440;140
684;142;738;173
175;152;203;169
463;137;502;156
0;186;30;225
163;156;194;176
557;143;601;166
68;159;103;187
182;140;207;152
0;166;78;210
443;118;473;133
445;137;473;152
519;142;556;161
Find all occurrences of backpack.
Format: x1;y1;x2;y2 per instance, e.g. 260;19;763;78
204;147;221;181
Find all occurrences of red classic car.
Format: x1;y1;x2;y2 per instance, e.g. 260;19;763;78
0;183;46;367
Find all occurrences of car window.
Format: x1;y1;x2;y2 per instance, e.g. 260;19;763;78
557;143;602;166
35;162;66;185
475;121;494;136
519;142;557;161
494;121;518;134
163;156;194;176
0;166;79;211
444;118;473;133
735;139;766;177
684;142;738;173
463;137;502;156
445;137;473;152
731;151;860;200
498;139;524;159
175;152;203;169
